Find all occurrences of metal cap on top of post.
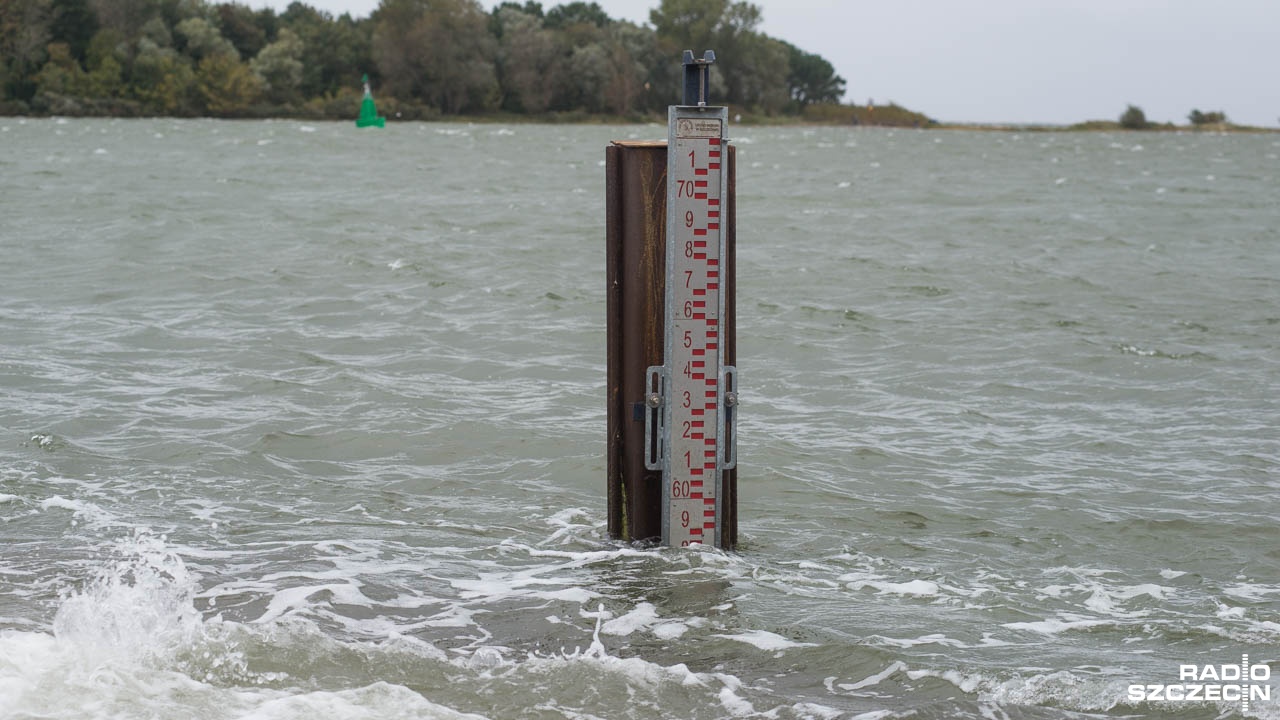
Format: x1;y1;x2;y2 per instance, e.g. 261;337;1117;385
682;50;716;106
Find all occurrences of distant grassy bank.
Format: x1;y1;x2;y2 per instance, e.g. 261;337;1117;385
937;120;1278;133
0;96;939;127
4;99;1273;133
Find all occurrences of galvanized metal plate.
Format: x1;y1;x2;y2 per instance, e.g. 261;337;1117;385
663;106;730;547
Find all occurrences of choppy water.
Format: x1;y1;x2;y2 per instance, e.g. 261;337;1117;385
2;117;1278;719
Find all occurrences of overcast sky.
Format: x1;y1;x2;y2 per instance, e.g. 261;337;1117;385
255;0;1279;127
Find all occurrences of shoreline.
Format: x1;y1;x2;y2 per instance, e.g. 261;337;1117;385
4;109;1275;133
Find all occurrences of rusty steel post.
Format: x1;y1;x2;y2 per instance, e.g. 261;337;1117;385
606;140;736;548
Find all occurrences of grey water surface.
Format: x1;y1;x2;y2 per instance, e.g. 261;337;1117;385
1;117;1278;719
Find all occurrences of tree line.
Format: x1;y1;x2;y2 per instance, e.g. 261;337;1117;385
1118;104;1233;130
0;0;852;120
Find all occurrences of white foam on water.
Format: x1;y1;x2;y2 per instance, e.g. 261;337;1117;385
432;606;774;718
1002;614;1115;634
37;488;121;528
1081;583;1163;616
0;630;482;720
239;683;489;720
905;667;984;694
449;538;666;606
51;533;203;668
1216;603;1247;619
0;530;486;720
1;533;203;715
867;633;968;649
828;660;1264;719
1224;582;1280;601
712;629;817;652
719;684;756;716
253;582;376;624
974;670;1127;712
597;601;702;641
1037;584;1071;598
827;661;908;693
849;578;940;597
789;702;848;719
450;573;598;605
600;601;659;636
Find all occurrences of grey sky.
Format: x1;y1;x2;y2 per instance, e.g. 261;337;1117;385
258;0;1279;127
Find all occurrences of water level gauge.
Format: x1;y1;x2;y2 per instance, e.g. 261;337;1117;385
644;51;737;548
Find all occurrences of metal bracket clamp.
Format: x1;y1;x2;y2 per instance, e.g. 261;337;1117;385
721;365;738;470
643;366;665;470
682;49;716;106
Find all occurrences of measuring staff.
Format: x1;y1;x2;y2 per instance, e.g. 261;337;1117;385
644;51;738;548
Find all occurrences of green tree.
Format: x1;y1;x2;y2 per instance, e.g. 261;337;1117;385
33;40;81;95
373;0;497;114
84;25;124;60
1188;109;1226;126
494;6;556;113
599;20;650;115
1119;104;1148;129
49;0;98;62
82;26;127;94
649;0;723;59
195;51;260;113
560;40;608;112
37;35;123;99
250;25;301;104
649;0;722;110
131;37;195;112
3;0;886;120
176;16;238;60
79;49;122;95
136;15;167;45
281;2;371;99
781;40;843;106
1;0;56;100
544;0;607;29
370;0;427;98
217;2;266;59
649;0;786;113
88;0;157;41
727;29;786;113
489;0;540;32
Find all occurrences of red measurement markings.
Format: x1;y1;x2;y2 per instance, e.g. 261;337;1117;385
669;127;724;547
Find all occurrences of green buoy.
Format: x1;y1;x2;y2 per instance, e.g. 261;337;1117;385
356;74;385;128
